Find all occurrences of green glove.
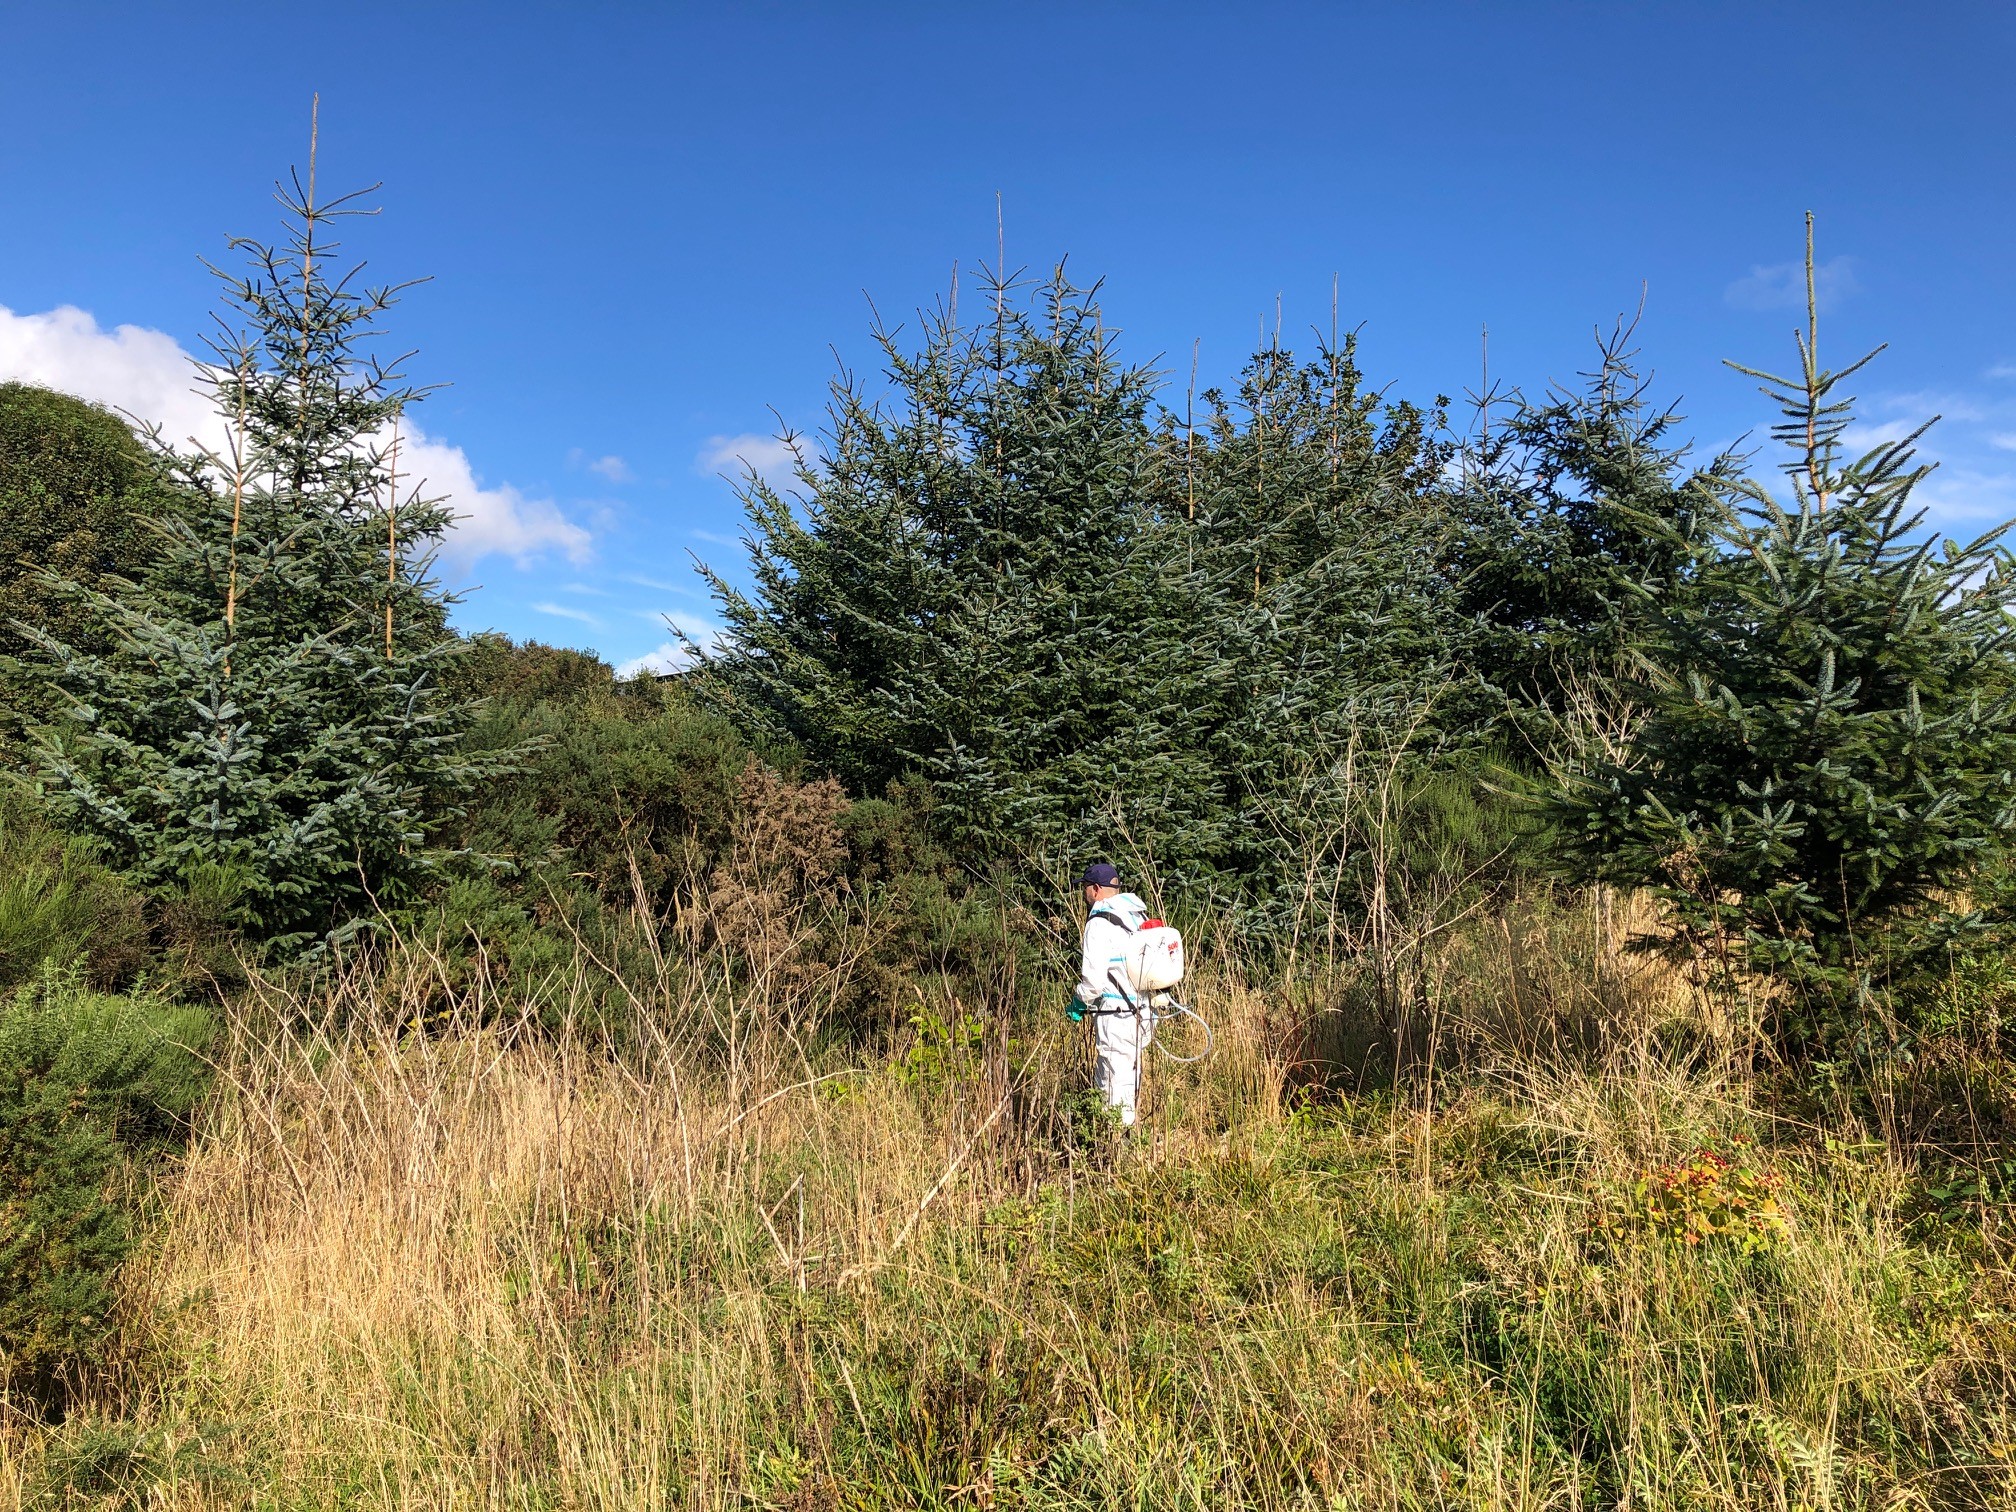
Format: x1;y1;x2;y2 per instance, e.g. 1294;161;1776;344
1067;999;1086;1023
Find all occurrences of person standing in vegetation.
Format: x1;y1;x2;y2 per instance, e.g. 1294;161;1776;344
1072;862;1153;1127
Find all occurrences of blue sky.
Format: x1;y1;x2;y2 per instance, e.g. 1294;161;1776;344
3;2;2013;673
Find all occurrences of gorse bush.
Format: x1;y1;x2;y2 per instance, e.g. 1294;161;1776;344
0;794;147;991
0;382;182;746
447;636;750;909
0;967;211;1411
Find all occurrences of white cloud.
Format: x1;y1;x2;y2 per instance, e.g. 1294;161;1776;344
1841;417;1922;452
690;527;744;548
616;642;693;678
614;612;730;678
1991;434;2016;452
403;426;593;570
531;601;603;628
0;302;591;572
0;304;217;448
697;431;801;480
1870;389;1984;423
1911;466;2016;527
1988;364;2016;381
619;572;701;595
567;447;633;483
617;615;731;678
1724;256;1859;312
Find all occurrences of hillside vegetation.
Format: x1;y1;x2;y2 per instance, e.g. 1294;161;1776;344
3;171;2016;1511
8;896;2016;1508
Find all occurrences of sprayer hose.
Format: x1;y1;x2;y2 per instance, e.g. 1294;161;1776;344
1148;999;1214;1063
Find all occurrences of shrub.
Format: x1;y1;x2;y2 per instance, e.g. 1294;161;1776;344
448;638;749;909
0;967;211;1410
0;793;148;991
0;382;182;745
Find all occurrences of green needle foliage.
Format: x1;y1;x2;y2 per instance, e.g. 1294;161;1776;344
1149;337;1483;925
1551;236;2016;1037
18;169;480;953
698;271;1484;927
697;266;1169;873
0;968;211;1411
0;383;182;743
1453;319;1734;728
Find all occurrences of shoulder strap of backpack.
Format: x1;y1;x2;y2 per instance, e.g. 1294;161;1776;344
1088;906;1140;934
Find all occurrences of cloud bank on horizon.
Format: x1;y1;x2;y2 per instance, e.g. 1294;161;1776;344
0;303;592;572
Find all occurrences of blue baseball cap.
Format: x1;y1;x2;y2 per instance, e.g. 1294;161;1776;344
1079;862;1119;888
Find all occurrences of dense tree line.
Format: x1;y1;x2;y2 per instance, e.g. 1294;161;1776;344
1;196;2009;1034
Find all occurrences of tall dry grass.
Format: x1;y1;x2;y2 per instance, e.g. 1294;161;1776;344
6;888;2015;1509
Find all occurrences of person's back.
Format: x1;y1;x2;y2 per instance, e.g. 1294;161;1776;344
1072;862;1153;1126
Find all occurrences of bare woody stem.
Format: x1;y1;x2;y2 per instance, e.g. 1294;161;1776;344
386;418;400;660
298;94;319;479
223;358;249;678
1804;210;1827;513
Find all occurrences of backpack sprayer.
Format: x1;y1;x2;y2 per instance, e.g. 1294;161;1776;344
1088;909;1214;1064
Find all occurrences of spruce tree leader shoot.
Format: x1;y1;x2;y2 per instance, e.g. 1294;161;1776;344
1551;218;2016;1041
19;119;483;953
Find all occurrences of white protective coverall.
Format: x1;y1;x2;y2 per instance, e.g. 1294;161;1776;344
1075;890;1154;1126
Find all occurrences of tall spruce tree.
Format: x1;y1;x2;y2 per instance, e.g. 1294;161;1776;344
1147;337;1475;918
698;274;1477;917
1550;232;2016;1033
20;159;477;952
697;267;1170;871
1453;321;1731;725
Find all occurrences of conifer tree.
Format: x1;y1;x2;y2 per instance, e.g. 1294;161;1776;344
698;266;1169;868
1147;336;1475;916
1453;321;1732;723
20;151;477;951
1551;228;2016;1032
698;273;1476;917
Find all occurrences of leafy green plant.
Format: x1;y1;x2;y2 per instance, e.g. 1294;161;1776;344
0;793;147;990
1916;1159;2016;1226
0;966;212;1409
0;381;183;745
891;998;985;1088
1593;1136;1790;1253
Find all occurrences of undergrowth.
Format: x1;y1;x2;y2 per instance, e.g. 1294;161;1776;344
3;891;2013;1509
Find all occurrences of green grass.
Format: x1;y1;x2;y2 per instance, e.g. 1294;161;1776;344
6;921;2016;1509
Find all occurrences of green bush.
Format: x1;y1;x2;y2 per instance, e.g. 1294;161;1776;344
374;638;756;1029
0;382;182;745
0;792;148;991
0;967;212;1410
449;637;749;906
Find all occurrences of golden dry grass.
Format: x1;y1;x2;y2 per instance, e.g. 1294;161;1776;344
6;892;2015;1509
